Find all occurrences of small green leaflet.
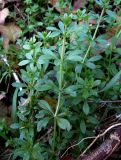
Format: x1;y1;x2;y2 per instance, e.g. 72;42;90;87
83;101;90;115
12;88;19;122
88;55;102;62
57;117;71;131
80;119;86;134
38;100;53;114
66;55;83;62
35;84;52;91
47;26;58;31
49;31;60;38
23;44;31;50
19;60;30;66
42;48;57;59
37;118;50;132
58;21;65;33
100;70;121;92
106;10;116;19
12;82;23;88
10;123;20;129
86;62;96;69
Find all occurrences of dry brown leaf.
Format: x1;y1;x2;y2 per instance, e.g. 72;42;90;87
73;0;88;13
0;8;9;24
0;23;22;49
73;0;83;13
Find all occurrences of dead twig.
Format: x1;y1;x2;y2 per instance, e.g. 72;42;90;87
61;123;121;159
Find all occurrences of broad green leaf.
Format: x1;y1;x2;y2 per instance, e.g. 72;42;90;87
83;101;90;115
80;119;86;134
101;70;121;92
38;100;53;113
57;117;71;131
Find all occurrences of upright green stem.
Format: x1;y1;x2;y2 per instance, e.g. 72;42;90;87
54;36;66;116
82;8;105;63
53;29;66;151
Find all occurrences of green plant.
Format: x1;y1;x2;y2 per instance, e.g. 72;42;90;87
0;0;121;159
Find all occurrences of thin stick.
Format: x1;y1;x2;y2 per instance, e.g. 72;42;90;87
61;136;96;158
61;123;121;159
81;123;121;156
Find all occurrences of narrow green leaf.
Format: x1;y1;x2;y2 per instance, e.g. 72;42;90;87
23;44;30;50
93;80;101;87
83;101;90;115
80;119;86;134
49;31;60;38
35;84;52;91
86;62;96;69
12;88;18;122
12;82;23;88
58;21;64;33
88;55;102;62
42;48;57;59
106;10;116;19
10;123;20;129
66;55;83;62
47;26;58;31
88;116;99;124
19;60;30;66
101;70;121;92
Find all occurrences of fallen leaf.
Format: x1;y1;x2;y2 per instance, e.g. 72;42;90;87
0;23;22;49
73;0;88;13
0;8;9;24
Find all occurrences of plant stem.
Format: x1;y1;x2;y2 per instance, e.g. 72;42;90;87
82;8;105;63
53;30;66;151
54;35;66;117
